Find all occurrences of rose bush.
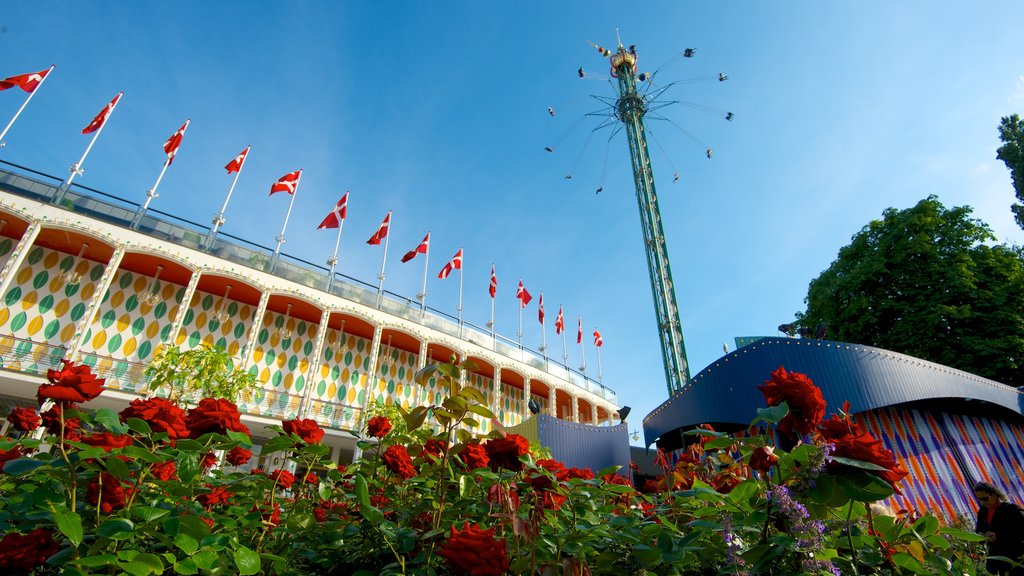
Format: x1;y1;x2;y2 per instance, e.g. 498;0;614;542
0;360;989;575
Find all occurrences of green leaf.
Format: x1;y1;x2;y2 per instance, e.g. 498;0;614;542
403;406;429;432
703;437;736;450
174;533;199;555
192;550;218;571
361;505;385;525
105;455;131;479
226;430;252;444
132;506;170;524
836;471;894;502
71;554;118;568
54;511;84;546
354;474;370;508
459;475;470;498
121;446;162;463
286;512;315;531
260;435;295;455
120;554;163;576
173;559;198;575
938;526;987;543
233;545;261;576
603;483;634;494
830;455;888;471
466;404;496;419
125;417;153;435
414;364;438;385
752;402;789;426
2;458;49;475
891;552;925;572
596;465;621;478
96;518;135;541
913;514;939;536
437;363;461;380
172;439;204;452
93;408;129;434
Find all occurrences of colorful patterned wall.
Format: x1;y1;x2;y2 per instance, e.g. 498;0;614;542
0;246;102;375
78;269;185;393
372;346;419;409
307;329;370;429
501;384;525;427
173;291;254;361
858;406;1024;523
242;309;316;419
0;236;14;278
466;372;494;434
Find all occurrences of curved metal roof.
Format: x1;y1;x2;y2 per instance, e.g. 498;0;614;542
643;337;1024;447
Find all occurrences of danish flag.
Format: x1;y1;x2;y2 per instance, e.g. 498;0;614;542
438;248;463;279
366;211;391;245
0;67;51;93
225;146;250;174
577;317;583;344
489;265;497;298
162;119;189;165
270;170;301;195
594;329;603;347
401;232;430;263
516;280;532;308
317;192;349;230
538;293;545;324
82;92;122;134
555;306;564;334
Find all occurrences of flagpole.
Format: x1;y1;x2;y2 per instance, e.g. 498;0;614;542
326;218;345;291
539;293;547;361
595;328;603;383
518;302;524;350
377;214;391;296
53;92;123;206
560;310;569;379
457;263;463;324
418;233;429;312
204;145;249;251
578;316;587;376
488;263;495;343
0;65;54;148
272;172;301;264
130;158;170;230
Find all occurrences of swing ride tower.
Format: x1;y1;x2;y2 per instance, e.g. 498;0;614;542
609;44;690;395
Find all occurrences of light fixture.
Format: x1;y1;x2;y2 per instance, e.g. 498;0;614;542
59;243;89;286
617;406;631;422
214;285;232;323
274;303;293;340
139;265;164;307
631;429;640;442
528;398;541;415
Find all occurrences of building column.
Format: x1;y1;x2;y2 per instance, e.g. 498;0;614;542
241;291;270;371
549;386;558;418
298;308;331;419
0;222;40;302
68;246;125;361
362;325;385;413
491;367;502;425
164;268;201;347
522;379;531;420
571;394;579;423
591;402;598;426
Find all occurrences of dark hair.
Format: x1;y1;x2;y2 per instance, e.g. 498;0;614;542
974;482;1007;500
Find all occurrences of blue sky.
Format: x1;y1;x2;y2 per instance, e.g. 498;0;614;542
3;2;1023;439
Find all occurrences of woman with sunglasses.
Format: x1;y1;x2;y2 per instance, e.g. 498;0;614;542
975;481;1024;575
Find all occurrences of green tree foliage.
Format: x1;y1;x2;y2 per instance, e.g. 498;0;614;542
145;342;258;403
997;114;1024;230
798;196;1024;387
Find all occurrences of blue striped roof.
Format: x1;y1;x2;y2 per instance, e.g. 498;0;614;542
642;337;1024;447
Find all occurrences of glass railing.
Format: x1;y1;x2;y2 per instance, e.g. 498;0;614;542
0;161;617;404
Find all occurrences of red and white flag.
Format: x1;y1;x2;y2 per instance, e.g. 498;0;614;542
162;119;189;165
538;293;545;324
0;67;51;93
555;306;564;334
438;248;463;279
366;211;391;245
401;232;430;263
489;265;497;298
225;146;250;174
577;317;583;344
82;92;122;134
594;329;603;347
270;170;301;195
317;192;348;230
516;280;532;308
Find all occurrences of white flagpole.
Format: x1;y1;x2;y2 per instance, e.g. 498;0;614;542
488;263;495;342
418;233;429;312
54;92;123;205
560;309;569;379
539;293;547;361
204;145;250;251
578;315;587;375
457;260;463;324
326;217;345;291
518;298;524;350
131;157;170;229
595;328;603;383
0;65;54;148
272;172;301;263
377;214;391;295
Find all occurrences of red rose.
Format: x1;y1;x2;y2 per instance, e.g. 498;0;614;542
422;438;447;459
226;446;252;466
366;415;392;439
7;406;40;432
0;444;24;473
642;478;664;493
382;445;417;479
38;360;105;405
748;446;778;473
120;397;190;440
253;502;282;526
80;432;134;452
150;461;177;481
196;485;232;508
87;472;129;512
250;468;265;476
200;452;218;470
460;441;490;470
533;458;568;491
40;404;81;440
484;434;531;472
0;528;59;573
186;398;250;438
301;472;319;485
283;418;325;444
711;472;743;494
271;469;296;489
757;366;826;437
437;522;510;576
819;413;909;492
602;473;633;488
566;467;594;481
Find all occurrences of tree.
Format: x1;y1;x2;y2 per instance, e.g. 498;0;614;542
145;342;257;403
797;196;1024;387
997;114;1024;230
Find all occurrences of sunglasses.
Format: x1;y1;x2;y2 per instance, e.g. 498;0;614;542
975;493;992;502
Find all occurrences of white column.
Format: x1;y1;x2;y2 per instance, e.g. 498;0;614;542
549;386;558;418
591;402;598;426
241;292;271;371
522;379;532;420
491;367;502;425
67;246;126;361
298;309;331;419
0;222;40;301
571;394;579;423
164;269;202;347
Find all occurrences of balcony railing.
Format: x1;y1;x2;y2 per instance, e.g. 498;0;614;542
0;161;617;403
